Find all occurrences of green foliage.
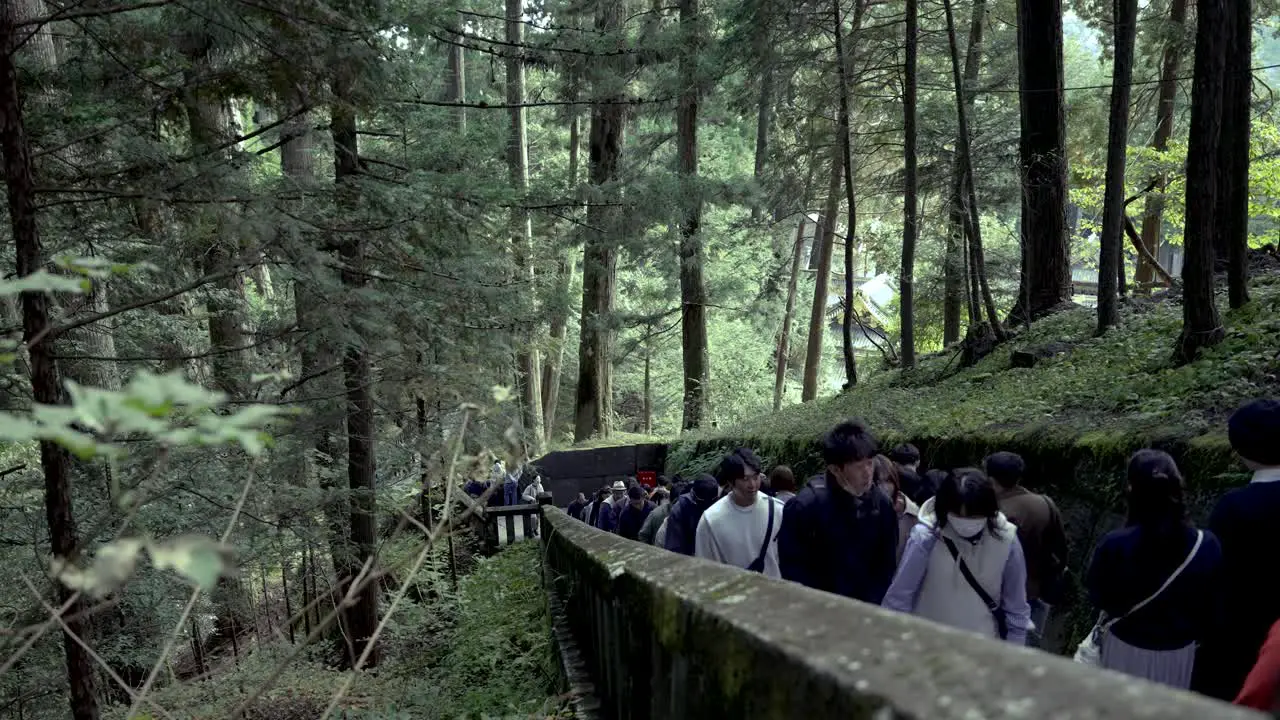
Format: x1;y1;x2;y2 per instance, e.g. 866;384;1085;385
672;274;1280;487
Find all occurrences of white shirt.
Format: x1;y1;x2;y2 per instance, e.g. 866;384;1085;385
522;481;543;502
694;493;784;578
1252;468;1280;484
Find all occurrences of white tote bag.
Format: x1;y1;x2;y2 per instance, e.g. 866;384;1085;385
1074;530;1202;666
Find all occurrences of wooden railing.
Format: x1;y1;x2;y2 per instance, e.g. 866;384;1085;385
478;492;552;555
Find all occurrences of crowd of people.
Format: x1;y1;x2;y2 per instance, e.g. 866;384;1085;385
560;399;1280;712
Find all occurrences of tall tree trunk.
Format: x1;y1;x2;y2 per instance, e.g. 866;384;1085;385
678;0;709;430
774;218;806;410
1012;0;1070;323
541;112;580;440
1137;0;1188;288
834;0;864;388
331;69;379;668
801;141;843;402
282;112;347;580
1223;0;1252;309
574;1;624;441
643;349;652;435
1097;0;1139;333
0;13;99;719
179;34;247;400
900;0;919;367
505;0;545;453
445;17;466;135
1174;0;1227;364
943;0;1004;342
943;0;985;346
752;66;772;222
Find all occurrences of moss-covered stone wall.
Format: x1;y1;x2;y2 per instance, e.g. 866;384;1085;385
540;507;1256;719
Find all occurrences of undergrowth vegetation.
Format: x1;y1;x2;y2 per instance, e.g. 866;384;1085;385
681;275;1280;452
116;540;558;720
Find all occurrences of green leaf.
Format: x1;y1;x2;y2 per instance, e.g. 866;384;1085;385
52;538;146;599
0;270;91;296
148;535;231;590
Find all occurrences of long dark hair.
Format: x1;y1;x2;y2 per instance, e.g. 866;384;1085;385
934;468;1001;537
1125;449;1189;534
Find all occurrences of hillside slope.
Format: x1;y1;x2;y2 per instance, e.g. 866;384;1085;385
669;273;1280;491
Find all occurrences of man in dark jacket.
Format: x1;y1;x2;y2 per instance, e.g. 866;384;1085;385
663;474;720;555
617;485;655;540
566;492;588;521
1193;399;1280;700
986;451;1069;648
777;419;898;604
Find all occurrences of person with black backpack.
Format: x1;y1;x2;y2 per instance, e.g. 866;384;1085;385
693;449;784;577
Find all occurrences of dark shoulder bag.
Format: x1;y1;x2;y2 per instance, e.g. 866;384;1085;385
746;499;776;573
941;536;1009;640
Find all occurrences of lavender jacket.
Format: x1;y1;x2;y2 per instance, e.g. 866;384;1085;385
882;499;1032;645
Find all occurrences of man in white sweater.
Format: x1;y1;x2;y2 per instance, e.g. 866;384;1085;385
694;448;785;578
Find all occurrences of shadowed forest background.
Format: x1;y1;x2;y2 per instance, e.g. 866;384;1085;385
0;0;1277;717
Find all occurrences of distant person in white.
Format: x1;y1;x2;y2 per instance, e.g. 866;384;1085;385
694;448;784;579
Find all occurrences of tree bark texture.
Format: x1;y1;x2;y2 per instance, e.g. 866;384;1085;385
1013;0;1071;322
943;0;985;346
801;140;843;402
1137;0;1188;287
1096;0;1139;333
1223;0;1251;308
900;0;919;367
678;0;709;430
574;0;624;441
0;13;99;719
943;0;1003;341
445;16;467;135
752;64;772;222
542;112;580;439
179;33;248;401
834;0;863;389
1174;0;1227;364
774;218;806;410
505;0;546;452
331;72;379;668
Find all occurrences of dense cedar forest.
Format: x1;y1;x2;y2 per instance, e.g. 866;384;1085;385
0;0;1275;717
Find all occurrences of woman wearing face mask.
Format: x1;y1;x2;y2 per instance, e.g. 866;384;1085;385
882;468;1031;644
874;455;919;565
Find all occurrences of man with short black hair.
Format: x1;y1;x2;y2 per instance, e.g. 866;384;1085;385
617;485;656;540
1194;399;1280;699
696;449;784;577
985;451;1068;649
777;420;898;603
890;444;930;504
567;492;588;521
663;474;720;555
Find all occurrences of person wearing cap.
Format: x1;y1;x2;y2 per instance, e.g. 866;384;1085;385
777;419;899;603
1193;399;1280;700
617;485;656;541
695;449;785;578
663;474;721;555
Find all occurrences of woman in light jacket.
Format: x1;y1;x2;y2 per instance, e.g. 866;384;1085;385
875;455;919;565
882;468;1031;644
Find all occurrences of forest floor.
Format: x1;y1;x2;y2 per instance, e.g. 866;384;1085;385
108;540;563;720
677;269;1280;453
